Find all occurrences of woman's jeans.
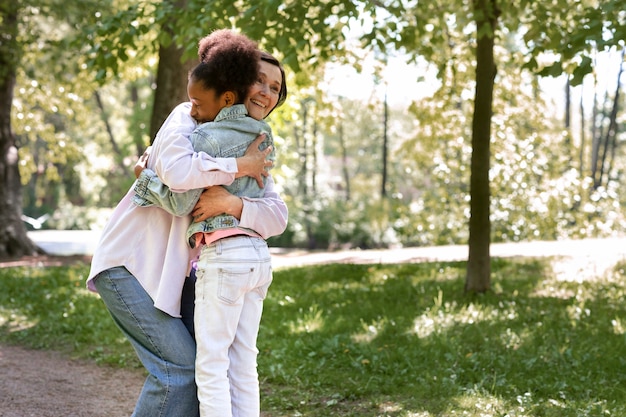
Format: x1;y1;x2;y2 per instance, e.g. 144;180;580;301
194;235;273;417
93;266;199;417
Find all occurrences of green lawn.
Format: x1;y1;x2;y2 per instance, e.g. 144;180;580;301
1;258;625;416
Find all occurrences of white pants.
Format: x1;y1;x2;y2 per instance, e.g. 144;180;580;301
194;235;273;417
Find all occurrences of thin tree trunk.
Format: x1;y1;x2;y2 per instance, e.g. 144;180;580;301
381;89;388;198
564;77;572;165
594;91;610;188
312;115;318;195
565;77;571;133
590;82;601;187
300;100;310;197
466;0;499;293
602;50;624;186
299;98;315;249
578;86;585;177
338;122;351;201
94;90;129;176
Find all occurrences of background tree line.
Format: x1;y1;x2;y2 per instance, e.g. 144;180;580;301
1;0;624;291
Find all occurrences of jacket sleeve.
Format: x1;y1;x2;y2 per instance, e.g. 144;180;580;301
133;168;202;216
149;103;237;192
239;176;288;239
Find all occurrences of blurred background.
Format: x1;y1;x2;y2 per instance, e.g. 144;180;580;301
3;0;625;255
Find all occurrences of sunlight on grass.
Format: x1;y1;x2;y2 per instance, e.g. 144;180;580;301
3;258;626;416
451;393;509;416
289;304;325;333
352;317;388;343
611;317;625;335
0;264;141;365
410;292;520;339
0;307;37;333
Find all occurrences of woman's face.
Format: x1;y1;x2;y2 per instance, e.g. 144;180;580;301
245;60;283;120
187;78;225;123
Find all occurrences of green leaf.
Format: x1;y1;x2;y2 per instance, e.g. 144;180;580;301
570;56;593;86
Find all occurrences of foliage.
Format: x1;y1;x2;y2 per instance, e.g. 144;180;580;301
9;0;626;252
3;258;626;415
80;0;360;77
516;0;626;85
371;36;626;246
14;1;156;219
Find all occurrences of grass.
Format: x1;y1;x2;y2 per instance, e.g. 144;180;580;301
1;257;626;416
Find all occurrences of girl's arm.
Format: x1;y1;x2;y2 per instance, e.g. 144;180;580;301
133;168;202;216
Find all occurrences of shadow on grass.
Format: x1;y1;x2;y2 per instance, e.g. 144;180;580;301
260;258;626;416
0;263;141;367
1;258;626;416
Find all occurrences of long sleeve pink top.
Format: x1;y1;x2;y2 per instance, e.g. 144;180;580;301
87;102;288;317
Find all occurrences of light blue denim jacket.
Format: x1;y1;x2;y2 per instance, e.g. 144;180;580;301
133;104;274;247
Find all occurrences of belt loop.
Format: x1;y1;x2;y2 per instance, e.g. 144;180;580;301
251;236;261;252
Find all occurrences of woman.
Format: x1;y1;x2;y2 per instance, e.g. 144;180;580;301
87;30;287;417
134;47;286;416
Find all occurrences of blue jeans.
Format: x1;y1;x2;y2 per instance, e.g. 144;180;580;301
93;266;199;417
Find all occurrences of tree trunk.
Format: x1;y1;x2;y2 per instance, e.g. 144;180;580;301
0;3;38;259
591;81;613;189
148;1;194;142
94;90;129;176
565;77;571;130
466;0;498;293
579;87;585;176
311;115;318;195
601;50;624;187
299;99;315;249
564;77;572;159
381;90;389;198
338;122;351;201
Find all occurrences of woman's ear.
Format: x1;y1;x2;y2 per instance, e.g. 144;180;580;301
223;91;236;106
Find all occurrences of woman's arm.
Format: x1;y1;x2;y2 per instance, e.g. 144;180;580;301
149;103;270;191
191;176;288;239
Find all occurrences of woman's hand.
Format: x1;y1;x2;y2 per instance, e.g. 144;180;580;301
192;186;243;222
235;134;272;188
134;146;151;178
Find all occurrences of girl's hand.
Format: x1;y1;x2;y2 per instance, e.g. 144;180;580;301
134;147;151;178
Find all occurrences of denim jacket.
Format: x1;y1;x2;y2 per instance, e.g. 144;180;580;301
133;104;274;247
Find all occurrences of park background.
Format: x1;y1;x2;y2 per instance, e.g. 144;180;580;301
2;1;624;268
1;1;626;416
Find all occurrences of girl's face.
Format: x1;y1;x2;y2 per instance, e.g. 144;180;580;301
187;78;226;123
245;60;282;120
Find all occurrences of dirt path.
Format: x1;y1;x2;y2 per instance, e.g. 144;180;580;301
0;255;141;417
0;343;143;417
2;238;626;416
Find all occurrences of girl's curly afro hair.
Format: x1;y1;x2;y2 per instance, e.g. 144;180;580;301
193;29;261;103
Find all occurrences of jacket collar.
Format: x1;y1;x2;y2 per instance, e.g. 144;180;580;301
214;104;248;122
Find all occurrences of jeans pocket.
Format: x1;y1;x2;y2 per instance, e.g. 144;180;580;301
217;266;252;304
256;266;273;300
